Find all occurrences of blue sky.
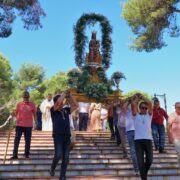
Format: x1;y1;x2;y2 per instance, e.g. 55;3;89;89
0;0;179;114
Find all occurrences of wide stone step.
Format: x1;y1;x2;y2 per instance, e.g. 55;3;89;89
0;148;177;157
1;156;178;165
0;131;178;180
0;167;179;178
0;151;177;159
0;162;179;171
0;141;174;147
0;146;176;153
1;158;178;165
2;175;180;180
0;133;168;140
3;175;180;180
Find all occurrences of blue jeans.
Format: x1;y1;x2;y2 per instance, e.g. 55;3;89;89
51;134;71;178
13;126;32;157
151;123;165;151
126;130;138;171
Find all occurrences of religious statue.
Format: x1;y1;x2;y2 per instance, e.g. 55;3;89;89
86;31;102;67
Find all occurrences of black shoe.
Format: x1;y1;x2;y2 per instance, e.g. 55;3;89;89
24;154;30;158
60;176;66;180
110;135;115;140
134;169;139;175
49;168;55;176
117;142;121;146
10;156;18;160
123;151;128;158
159;150;166;153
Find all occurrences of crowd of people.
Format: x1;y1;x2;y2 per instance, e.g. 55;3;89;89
9;90;180;180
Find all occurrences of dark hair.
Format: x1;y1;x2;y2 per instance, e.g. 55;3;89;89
153;98;159;103
22;91;29;97
53;95;61;103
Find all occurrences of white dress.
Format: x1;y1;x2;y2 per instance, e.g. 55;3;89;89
40;99;54;131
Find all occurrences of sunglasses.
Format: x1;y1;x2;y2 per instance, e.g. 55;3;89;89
175;106;180;109
140;106;148;110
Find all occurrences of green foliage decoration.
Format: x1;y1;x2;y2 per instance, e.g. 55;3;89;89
123;90;152;102
74;13;113;69
68;66;113;101
84;83;109;101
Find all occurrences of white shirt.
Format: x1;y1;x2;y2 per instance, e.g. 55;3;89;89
134;113;152;140
79;102;89;113
125;106;135;132
100;108;108;120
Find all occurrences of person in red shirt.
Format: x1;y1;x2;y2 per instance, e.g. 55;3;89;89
10;91;37;159
152;98;168;153
107;100;115;140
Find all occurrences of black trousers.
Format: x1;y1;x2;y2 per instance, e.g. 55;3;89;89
13;126;32;156
135;139;153;180
115;125;121;145
79;113;88;131
108;118;121;145
108;117;115;137
51;134;71;178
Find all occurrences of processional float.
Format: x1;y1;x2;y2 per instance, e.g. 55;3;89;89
67;13;125;103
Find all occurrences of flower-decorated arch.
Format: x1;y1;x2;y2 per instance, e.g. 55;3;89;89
74;13;113;69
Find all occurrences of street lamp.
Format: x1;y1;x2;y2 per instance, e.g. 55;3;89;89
113;78;120;90
112;71;126;91
154;93;167;112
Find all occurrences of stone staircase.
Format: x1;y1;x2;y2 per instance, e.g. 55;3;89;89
0;131;179;180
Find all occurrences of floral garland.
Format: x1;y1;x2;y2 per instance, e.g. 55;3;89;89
68;67;113;101
74;13;113;69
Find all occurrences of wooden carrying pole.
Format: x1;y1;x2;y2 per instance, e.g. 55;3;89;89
3;116;12;164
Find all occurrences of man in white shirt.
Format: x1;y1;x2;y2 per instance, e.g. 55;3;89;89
78;102;89;131
132;97;153;180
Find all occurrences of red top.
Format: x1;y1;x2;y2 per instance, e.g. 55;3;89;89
108;107;113;118
16;101;36;127
152;107;168;125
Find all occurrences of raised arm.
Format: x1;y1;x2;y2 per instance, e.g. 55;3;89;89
66;92;79;113
131;100;138;116
53;93;66;111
